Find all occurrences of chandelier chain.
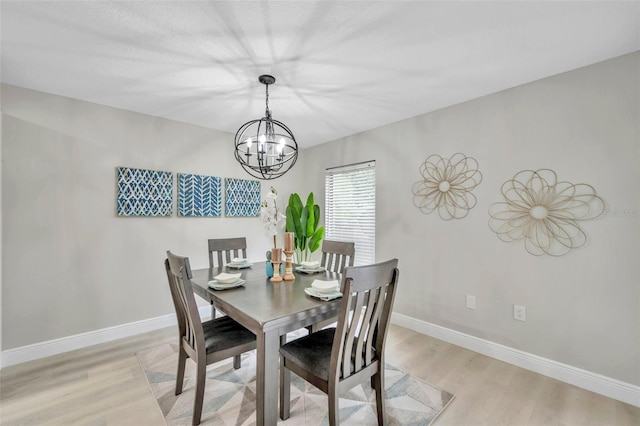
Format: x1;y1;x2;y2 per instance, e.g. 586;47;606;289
265;83;270;117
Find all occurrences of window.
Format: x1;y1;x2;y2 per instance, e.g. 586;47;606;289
324;161;375;266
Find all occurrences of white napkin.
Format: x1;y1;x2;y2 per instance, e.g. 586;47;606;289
231;257;247;264
311;279;339;293
301;260;320;268
214;272;242;283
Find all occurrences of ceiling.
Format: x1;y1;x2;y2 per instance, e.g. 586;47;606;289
1;1;638;148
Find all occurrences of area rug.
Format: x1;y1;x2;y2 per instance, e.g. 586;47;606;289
137;341;454;426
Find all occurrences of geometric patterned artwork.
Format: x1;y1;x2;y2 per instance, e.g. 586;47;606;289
116;167;173;217
412;153;483;220
488;169;605;256
225;178;261;217
177;173;222;217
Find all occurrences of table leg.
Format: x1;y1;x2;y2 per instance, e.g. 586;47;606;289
255;328;280;426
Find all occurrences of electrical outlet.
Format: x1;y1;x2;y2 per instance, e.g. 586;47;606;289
466;294;476;310
514;304;526;321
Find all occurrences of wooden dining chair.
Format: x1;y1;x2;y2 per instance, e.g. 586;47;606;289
279;259;400;425
165;251;257;426
304;239;356;334
208;237;247;268
207;237;247;318
320;239;355;273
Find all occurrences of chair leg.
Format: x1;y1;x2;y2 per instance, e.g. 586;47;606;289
175;348;187;395
233;355;241;369
279;358;291;420
328;384;339;426
373;370;385;426
192;360;206;426
210;302;216;319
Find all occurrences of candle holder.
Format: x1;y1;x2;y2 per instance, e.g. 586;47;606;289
284;232;295;252
270;260;283;282
283;250;295;281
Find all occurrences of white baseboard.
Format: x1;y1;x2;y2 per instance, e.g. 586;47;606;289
0;306;211;369
2;309;637;408
391;313;640;408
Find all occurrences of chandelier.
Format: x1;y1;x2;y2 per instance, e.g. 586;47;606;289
234;75;298;180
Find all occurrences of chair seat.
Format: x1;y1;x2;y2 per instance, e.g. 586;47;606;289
202;316;256;354
280;328;378;381
280;328;334;380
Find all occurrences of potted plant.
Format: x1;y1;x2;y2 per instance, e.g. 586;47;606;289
285;192;325;263
260;186;286;277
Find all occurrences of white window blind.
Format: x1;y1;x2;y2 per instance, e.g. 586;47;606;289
324;161;375;266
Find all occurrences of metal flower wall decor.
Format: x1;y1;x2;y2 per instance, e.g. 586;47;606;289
412;153;483;220
488;169;605;256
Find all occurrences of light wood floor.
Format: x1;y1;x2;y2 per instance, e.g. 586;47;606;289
1;324;638;425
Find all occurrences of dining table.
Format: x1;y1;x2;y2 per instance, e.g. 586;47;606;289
190;261;342;426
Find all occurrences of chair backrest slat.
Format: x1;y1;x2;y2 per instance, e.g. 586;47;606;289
365;287;385;365
341;290;365;377
357;287;379;367
208;238;247;268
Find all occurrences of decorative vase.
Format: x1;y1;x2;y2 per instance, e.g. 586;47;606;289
266;262;283;278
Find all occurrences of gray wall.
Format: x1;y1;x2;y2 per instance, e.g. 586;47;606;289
300;52;639;386
1;84;302;349
2;52;638;387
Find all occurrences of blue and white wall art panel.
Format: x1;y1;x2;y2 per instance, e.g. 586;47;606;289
225;178;261;217
116;167;173;217
177;173;222;217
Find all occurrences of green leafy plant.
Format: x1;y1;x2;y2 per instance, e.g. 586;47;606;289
286;192;325;263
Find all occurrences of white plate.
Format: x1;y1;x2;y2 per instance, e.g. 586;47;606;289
208;278;245;290
227;262;253;269
295;266;326;274
304;287;342;301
